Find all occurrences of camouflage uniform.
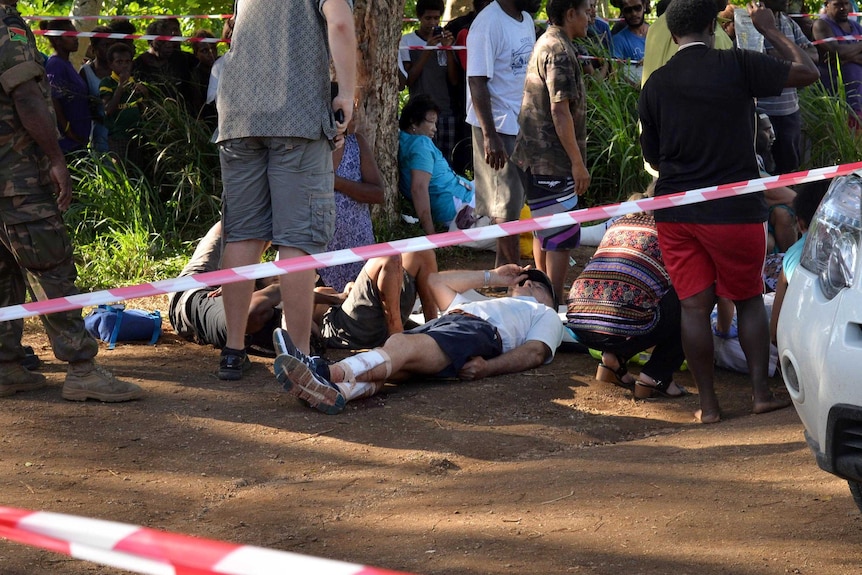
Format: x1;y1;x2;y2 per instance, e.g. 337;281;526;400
0;5;98;364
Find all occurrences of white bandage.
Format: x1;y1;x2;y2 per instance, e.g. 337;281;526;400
337;349;392;384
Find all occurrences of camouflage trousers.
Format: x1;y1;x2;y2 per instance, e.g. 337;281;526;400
0;188;98;364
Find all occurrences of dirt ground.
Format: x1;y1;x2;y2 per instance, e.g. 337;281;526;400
2;246;861;575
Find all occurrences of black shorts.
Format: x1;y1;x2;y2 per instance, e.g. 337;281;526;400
406;313;502;378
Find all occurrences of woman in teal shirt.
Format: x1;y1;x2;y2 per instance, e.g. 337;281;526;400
398;94;475;236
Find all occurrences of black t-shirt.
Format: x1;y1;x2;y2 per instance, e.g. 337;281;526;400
639;45;790;224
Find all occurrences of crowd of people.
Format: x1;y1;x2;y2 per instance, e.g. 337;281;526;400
0;0;856;425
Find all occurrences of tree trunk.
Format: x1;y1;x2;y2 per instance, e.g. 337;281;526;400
69;0;102;69
353;0;405;227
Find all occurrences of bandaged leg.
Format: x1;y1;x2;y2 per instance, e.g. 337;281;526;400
335;349;392;384
332;380;385;401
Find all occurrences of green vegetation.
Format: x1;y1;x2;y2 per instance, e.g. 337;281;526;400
584;69;653;205
799;80;862;170
19;0;862;292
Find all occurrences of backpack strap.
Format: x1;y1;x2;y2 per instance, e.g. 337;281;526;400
107;307;124;350
148;310;162;345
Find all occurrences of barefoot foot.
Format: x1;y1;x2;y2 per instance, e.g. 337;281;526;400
694;409;721;424
752;395;791;414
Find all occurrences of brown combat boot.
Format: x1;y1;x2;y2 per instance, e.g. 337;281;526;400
0;362;47;397
62;361;144;402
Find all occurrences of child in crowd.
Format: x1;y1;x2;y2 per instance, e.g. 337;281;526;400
769;179;831;342
100;42;148;166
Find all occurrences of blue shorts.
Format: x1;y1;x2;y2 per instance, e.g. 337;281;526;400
406;312;502;378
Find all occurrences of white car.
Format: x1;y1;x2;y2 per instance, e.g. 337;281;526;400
778;170;862;511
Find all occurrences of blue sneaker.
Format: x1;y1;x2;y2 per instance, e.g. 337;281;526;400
272;328;331;380
272;328;343;414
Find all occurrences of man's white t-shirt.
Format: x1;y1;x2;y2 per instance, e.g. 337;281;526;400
465;1;536;136
447;294;564;361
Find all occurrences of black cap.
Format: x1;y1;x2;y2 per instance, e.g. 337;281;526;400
520;269;557;309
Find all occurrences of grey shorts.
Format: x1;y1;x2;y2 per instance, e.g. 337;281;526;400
219;136;335;254
471;125;527;221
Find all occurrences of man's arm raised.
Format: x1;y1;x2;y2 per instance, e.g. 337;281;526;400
428;264;526;310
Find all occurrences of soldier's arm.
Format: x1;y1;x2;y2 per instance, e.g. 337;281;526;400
12;80;73;211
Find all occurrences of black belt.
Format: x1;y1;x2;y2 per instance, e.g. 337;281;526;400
447;308;482;321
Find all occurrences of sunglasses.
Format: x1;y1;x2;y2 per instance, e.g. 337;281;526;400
622;4;644;13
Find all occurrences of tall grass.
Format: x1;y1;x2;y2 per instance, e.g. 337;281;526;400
799;79;862;169
64;96;221;290
584;71;653;205
137;94;223;244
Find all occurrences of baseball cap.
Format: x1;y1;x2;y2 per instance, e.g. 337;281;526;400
518;269;557;309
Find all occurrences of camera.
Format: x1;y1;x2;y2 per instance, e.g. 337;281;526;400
433;25;443;36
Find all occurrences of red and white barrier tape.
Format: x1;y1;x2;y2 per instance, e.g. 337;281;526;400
26;13;233;21
34;30;227;43
0;506;411;575
0;164;859;323
20;11;862;22
811;34;862;45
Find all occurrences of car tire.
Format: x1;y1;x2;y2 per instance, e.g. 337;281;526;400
848;481;862;514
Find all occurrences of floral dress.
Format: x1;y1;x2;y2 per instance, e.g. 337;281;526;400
317;134;375;292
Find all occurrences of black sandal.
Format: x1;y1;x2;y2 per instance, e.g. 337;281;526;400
595;356;633;389
634;378;689;400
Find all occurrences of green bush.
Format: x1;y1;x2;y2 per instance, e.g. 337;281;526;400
137;93;223;244
584;71;653;205
799;79;862;170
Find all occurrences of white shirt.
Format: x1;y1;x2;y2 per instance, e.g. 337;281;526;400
447;294;564;360
465;1;536;135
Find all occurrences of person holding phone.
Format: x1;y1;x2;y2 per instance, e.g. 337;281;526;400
399;0;459;163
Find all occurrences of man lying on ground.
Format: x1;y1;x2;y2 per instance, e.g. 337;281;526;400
169;224;439;367
274;266;564;414
314;250;439;350
167;222;282;363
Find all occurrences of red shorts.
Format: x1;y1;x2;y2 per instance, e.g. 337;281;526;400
656;222;767;301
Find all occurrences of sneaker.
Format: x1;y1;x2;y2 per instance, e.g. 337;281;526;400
273;333;344;415
20;346;41;371
0;362;47;397
272;328;331;380
62;363;144;402
218;347;251;381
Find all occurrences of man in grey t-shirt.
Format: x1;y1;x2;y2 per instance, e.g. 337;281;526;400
214;0;356;381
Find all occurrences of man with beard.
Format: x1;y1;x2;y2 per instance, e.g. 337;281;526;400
512;0;592;301
612;0;650;83
466;0;541;268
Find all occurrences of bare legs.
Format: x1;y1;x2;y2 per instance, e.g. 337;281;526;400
532;236;568;308
221;238;267;351
495;220;520;268
682;286;789;423
277;246;316;355
330;332;450;384
736;295;791;414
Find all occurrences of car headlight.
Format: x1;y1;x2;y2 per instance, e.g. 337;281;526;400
800;172;862;300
